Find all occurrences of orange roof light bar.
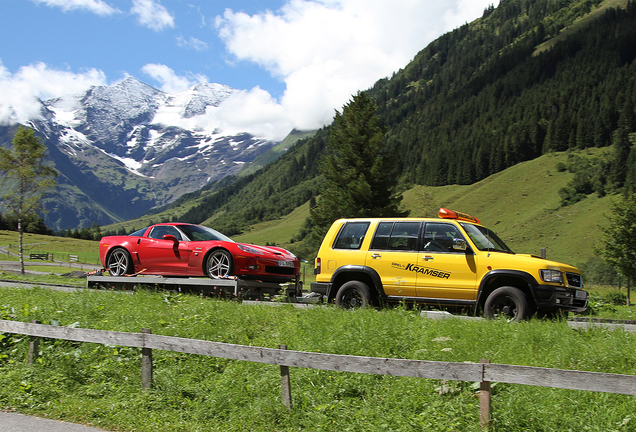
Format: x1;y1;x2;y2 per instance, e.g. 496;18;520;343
438;208;481;224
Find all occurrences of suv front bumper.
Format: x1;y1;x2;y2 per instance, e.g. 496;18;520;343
534;285;588;313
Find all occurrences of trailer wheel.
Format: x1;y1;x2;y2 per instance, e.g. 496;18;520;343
484;286;528;322
206;249;234;278
108;248;132;276
335;280;371;309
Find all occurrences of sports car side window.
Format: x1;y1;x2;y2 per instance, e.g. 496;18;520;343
148;226;183;241
333;222;370;250
422;223;465;253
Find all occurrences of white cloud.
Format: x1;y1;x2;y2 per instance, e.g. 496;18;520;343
215;0;494;134
3;0;495;142
141;64;207;93
0;61;107;125
215;88;294;140
32;0;120;15
176;36;209;52
131;0;174;31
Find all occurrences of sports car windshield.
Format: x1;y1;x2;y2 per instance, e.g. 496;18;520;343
460;223;513;253
176;224;234;242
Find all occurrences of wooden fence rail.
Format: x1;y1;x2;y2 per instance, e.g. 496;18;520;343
1;319;636;428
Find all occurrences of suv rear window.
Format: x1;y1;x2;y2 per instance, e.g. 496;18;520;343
333;222;370;250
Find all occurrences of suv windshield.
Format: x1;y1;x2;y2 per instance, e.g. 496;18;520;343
460;223;513;253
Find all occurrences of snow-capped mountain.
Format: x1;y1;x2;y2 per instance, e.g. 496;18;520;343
17;77;281;230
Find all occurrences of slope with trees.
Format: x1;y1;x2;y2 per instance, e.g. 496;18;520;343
101;0;636;260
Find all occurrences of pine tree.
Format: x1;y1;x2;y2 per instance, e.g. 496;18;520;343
612;127;631;189
310;92;408;238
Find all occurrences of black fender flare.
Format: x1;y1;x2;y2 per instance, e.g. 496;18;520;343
476;269;540;309
328;265;384;299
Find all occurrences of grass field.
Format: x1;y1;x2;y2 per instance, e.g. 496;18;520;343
0;286;634;431
0;230;101;265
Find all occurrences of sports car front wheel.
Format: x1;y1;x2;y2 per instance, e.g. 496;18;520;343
206;249;234;278
108;248;132;276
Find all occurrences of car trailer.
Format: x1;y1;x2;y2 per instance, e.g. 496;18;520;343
86;274;303;301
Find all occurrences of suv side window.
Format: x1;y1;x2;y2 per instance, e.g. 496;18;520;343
370;221;421;251
422;223;465;253
333;222;370;250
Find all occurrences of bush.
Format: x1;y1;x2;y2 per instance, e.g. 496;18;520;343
603;290;627;306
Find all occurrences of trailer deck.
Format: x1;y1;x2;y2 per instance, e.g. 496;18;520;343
87;275;302;300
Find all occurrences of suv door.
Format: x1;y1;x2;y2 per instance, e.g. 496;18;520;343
415;222;478;300
365;221;422;297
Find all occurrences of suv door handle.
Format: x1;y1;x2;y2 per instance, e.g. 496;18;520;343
422;256;434;261
371;253;382;259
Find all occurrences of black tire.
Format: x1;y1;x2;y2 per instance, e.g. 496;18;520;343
484;286;528;322
206;249;234;278
335;281;371;309
107;248;132;276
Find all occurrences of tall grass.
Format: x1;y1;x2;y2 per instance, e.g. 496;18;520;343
0;287;635;431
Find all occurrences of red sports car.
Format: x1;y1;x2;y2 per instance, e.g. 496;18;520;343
99;223;300;282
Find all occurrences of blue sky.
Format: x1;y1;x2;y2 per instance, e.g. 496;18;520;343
0;0;494;140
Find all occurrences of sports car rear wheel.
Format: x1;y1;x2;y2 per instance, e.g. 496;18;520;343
206;249;234;278
108;248;132;276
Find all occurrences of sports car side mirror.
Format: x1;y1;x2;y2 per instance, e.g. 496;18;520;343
163;234;179;243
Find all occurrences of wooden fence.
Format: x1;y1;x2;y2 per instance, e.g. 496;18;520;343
1;319;635;429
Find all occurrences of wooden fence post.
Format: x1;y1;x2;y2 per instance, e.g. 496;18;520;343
279;345;292;410
28;320;41;365
141;328;153;390
480;359;491;429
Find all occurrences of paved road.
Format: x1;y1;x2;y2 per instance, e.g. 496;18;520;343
0;412;106;431
0;260;101;275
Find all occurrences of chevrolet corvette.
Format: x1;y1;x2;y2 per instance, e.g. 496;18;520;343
99;223;300;282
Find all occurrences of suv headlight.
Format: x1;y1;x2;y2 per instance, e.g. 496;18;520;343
540;269;563;284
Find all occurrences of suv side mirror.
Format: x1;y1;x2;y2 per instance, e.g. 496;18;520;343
452;238;467;251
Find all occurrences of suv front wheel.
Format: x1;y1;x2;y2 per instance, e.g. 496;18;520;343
484;286;528;322
335;280;371;309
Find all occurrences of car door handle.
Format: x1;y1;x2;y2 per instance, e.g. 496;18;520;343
422;256;434;261
371;253;382;259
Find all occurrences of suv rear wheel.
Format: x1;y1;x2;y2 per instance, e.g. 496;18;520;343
335;280;371;309
484;286;528;322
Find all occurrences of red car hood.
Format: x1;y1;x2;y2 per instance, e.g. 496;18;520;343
238;243;296;259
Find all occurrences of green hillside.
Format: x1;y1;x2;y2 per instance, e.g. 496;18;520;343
101;149;612;267
230;149;609;267
98;0;636;270
402;150;611;267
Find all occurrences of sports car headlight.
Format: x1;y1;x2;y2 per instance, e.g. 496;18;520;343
539;269;563;284
237;244;264;255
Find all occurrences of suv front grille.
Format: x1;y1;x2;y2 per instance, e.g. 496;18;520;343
565;272;582;288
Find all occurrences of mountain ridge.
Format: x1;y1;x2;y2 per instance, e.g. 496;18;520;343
0;77;285;230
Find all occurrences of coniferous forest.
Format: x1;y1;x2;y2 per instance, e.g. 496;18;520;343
374;0;636;188
105;0;636;248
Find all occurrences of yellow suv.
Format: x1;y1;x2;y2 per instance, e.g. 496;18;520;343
311;208;588;321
